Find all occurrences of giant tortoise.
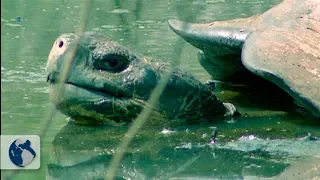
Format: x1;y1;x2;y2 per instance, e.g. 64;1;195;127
46;0;319;125
168;0;320;118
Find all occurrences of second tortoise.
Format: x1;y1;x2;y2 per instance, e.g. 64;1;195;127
168;0;320;118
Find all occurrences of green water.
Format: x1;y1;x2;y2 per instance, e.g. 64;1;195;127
1;0;319;179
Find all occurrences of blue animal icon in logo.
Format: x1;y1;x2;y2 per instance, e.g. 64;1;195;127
8;139;36;167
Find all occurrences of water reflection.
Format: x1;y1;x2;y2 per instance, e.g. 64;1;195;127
46;116;319;179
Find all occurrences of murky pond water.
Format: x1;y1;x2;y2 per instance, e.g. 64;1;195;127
1;0;319;179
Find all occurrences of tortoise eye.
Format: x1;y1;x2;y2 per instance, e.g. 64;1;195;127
94;54;129;73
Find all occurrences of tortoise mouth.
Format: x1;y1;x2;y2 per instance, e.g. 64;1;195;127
66;82;114;98
47;71;131;101
49;82;114;105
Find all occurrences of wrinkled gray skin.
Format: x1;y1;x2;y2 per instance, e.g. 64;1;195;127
46;32;236;125
168;0;320;118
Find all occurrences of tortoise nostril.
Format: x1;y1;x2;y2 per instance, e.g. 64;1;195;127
58;40;64;48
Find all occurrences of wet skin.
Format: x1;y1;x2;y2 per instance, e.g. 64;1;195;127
46;32;236;125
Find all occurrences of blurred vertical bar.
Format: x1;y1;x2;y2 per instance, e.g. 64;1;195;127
39;0;93;137
104;1;202;179
3;0;93;179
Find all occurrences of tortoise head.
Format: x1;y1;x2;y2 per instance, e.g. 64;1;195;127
46;31;235;125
